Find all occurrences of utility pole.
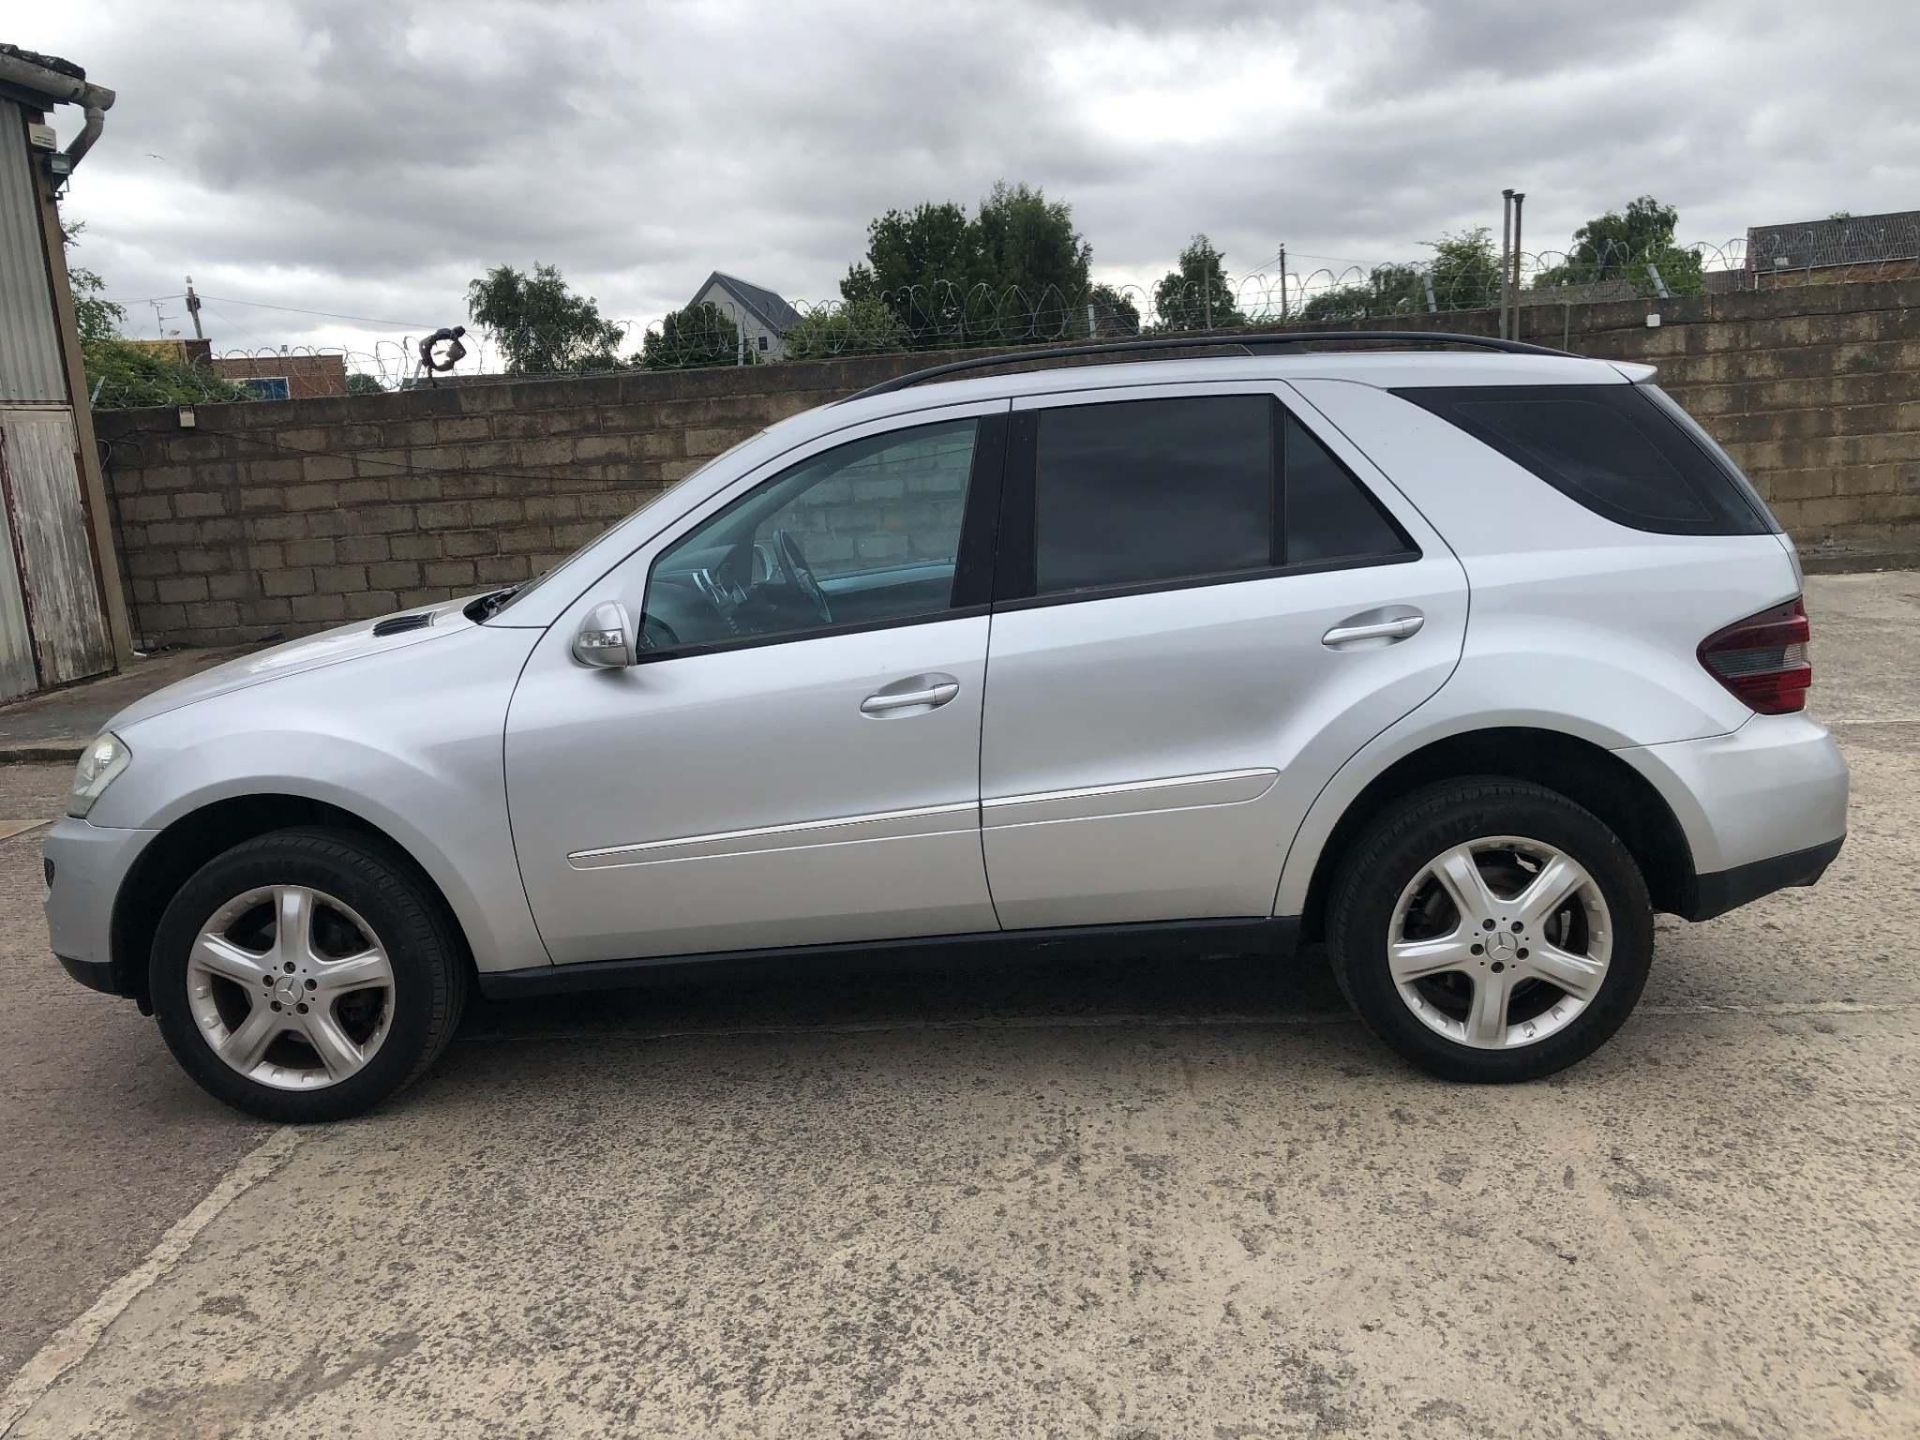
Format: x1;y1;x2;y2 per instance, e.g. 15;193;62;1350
1499;189;1514;339
1510;192;1526;341
184;276;204;339
1278;243;1288;323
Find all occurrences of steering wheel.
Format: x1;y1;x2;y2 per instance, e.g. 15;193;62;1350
773;528;832;627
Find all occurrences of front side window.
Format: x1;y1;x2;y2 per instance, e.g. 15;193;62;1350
642;418;978;651
1032;395;1273;595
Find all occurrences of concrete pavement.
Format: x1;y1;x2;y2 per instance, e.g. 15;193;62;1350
2;572;1917;1438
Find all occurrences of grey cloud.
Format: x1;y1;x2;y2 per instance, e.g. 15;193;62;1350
24;0;1920;370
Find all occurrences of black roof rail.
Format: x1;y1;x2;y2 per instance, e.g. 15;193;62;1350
839;330;1579;403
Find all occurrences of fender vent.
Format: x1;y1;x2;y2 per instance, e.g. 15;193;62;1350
371;612;434;637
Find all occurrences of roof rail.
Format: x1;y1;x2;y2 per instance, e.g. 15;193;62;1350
839;330;1578;402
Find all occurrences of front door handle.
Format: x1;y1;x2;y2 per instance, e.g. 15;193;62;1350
861;674;961;717
1322;611;1425;648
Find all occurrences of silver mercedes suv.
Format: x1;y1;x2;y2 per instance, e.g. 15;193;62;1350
46;333;1848;1120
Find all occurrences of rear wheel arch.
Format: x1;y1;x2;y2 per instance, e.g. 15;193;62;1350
111;794;474;1010
1298;727;1695;943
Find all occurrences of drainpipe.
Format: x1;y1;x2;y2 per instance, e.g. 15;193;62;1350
0;51;116;172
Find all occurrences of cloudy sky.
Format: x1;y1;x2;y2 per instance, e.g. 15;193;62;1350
21;0;1919;379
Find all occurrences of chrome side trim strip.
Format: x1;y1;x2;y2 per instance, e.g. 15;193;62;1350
982;767;1277;829
569;800;978;870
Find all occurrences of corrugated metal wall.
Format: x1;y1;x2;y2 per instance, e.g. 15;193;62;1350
0;98;67;406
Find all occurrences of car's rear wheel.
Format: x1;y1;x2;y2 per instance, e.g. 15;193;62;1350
1327;778;1653;1082
150;827;466;1122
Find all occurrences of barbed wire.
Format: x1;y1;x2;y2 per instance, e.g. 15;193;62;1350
85;230;1920;409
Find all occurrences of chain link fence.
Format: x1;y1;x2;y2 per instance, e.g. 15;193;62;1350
86;229;1920;409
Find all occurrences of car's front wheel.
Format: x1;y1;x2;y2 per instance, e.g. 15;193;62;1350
1327;778;1654;1082
150;827;467;1122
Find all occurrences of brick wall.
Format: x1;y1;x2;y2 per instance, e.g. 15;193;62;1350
94;277;1920;649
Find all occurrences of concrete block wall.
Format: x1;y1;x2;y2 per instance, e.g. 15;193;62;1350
93;277;1920;649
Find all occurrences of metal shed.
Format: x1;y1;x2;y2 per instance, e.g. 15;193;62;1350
0;43;131;700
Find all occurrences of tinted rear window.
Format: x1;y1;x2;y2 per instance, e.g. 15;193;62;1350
1033;395;1272;594
1393;383;1774;536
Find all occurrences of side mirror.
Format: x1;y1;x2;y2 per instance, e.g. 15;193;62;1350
571;600;636;668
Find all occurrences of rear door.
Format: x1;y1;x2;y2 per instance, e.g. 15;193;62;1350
978;381;1468;929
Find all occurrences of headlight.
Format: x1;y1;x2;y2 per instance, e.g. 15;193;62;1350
68;731;131;819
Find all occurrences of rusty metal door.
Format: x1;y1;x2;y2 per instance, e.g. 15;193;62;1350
0;408;114;688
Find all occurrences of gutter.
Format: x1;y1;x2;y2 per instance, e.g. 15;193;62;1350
0;48;115;171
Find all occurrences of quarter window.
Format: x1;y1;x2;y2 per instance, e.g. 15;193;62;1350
643;419;978;651
1282;412;1413;564
1394;384;1772;536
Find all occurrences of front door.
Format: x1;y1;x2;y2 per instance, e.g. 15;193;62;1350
505;404;1009;966
978;383;1468;929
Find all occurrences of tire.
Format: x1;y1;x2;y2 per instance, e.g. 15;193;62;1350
150;827;468;1122
1326;778;1654;1083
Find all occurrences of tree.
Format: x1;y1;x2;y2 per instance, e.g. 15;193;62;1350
1084;282;1141;337
1533;197;1703;297
784;297;903;361
972;182;1091;339
1152;235;1248;332
466;263;626;373
1424;227;1503;310
640;301;750;370
840;200;984;343
839;182;1093;345
1299;262;1426;322
346;372;386;396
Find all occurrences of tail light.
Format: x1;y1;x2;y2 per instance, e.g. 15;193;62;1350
1699;597;1811;714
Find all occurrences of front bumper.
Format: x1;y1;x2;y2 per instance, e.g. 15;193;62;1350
43;816;157;1000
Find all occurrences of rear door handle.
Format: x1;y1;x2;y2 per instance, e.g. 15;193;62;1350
1322;612;1424;648
861;674;960;716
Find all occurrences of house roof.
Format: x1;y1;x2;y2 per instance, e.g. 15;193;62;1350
1746;210;1920;270
693;271;803;336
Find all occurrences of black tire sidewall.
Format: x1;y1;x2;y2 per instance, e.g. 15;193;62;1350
1330;780;1654;1083
150;828;458;1122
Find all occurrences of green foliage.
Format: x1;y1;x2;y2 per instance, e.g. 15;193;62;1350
69;261;123;345
1298;262;1426;322
974;182;1091;334
1425;227;1503;309
65;242;245;408
641;301;750;370
466;263;627;373
1085;283;1142;337
1151;235;1248;332
785;297;904;361
840;182;1091;343
84;340;247;408
346;372;386;396
1533;197;1703;297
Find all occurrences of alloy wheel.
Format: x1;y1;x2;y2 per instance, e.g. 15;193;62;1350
1388;835;1612;1050
185;884;396;1090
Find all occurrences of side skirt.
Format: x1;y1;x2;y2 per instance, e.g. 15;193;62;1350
475;916;1302;1001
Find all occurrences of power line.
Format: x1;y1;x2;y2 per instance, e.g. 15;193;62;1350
196;295;445;329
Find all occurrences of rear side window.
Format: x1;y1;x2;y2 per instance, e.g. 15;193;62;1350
1020;394;1414;599
1033;395;1271;594
1394;384;1772;536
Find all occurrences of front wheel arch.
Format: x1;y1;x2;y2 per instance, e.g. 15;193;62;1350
111;794;474;1011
